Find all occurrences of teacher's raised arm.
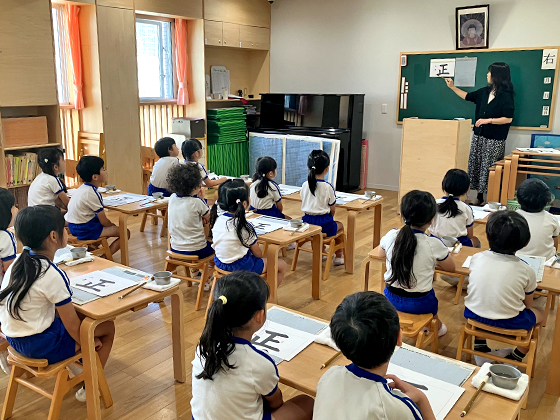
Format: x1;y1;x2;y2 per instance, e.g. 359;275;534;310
443;62;515;206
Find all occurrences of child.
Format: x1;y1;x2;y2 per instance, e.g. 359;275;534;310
0;189;17;281
313;291;436;420
301;150;344;265
28;148;70;209
167;163;213;258
65;156;127;255
182;139;227;188
379;190;455;336
191;271;314;420
429;169;480;247
516;178;559;260
148;137;180;197
0;206;115;401
211;179;287;283
465;211;544;362
250;156;289;219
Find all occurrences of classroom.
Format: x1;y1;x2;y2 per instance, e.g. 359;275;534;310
1;0;560;419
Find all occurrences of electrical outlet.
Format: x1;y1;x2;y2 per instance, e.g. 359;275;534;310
544;91;550;100
381;104;388;114
544;77;552;84
543;106;550;116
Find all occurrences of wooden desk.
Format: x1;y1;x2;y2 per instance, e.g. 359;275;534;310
271;304;526;420
282;192;384;274
63;257;185;420
101;192;168;266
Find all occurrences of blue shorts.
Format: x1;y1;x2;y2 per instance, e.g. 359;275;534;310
384;286;439;316
215;251;265;275
171;241;214;259
464;307;537;331
68;215;104;240
148;184;172;197
457;235;474;247
7;317;76;365
303;213;338;237
251;205;286;219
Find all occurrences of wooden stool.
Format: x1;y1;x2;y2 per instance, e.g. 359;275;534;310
1;348;112;420
291;231;346;280
361;256;384;292
164;251;214;311
398;311;439;353
67;233;113;261
140;208;168;238
456;319;539;378
534;289;555;327
260;241;288;258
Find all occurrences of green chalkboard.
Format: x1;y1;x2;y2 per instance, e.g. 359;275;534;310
397;47;559;130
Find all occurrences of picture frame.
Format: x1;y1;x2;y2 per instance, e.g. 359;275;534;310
456;5;489;50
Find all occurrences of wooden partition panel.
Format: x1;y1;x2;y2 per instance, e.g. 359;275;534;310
96;5;142;193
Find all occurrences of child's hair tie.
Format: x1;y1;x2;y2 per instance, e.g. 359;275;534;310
23;246;31;251
448;193;454;197
218;295;227;305
236;199;241;204
311;166;316;169
262;173;266;177
44;158;49;163
404;220;411;225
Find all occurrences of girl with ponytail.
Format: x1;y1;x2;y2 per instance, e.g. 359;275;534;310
0;188;17;282
0;206;115;402
28;147;70;209
250;156;290;219
191;271;314;420
212;179;287;283
379;190;455;337
301;150;344;265
429;169;480;247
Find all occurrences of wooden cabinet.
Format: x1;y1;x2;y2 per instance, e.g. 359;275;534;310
204;0;270;28
0;0;58;106
222;23;240;48
240;26;270;50
205;20;223;46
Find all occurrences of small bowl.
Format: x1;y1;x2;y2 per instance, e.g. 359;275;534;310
70;247;87;260
441;236;458;247
488;201;501;210
290;219;303;228
489;364;522;390
152;192;164;200
153;271;173;286
105;184;116;192
365;190;376;199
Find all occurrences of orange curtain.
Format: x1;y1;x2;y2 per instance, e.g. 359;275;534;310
174;19;189;105
66;5;84;109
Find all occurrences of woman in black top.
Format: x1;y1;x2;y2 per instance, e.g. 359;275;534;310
445;62;515;205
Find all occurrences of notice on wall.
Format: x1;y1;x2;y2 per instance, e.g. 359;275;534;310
429;59;456;78
542;49;558;70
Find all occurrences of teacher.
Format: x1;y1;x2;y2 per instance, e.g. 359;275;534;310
445;62;515;205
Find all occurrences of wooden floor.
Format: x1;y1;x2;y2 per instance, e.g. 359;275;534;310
2;190;560;419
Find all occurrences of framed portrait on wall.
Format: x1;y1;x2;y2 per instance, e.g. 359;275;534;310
456;5;489;50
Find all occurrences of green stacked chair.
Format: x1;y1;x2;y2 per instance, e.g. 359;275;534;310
207;108;248;177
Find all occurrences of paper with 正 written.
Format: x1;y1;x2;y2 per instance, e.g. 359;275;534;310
278;184;302;196
103;193;150;207
517;254;546;283
430;59;455;77
470;206;488;220
387;364;465;420
251;215;288;236
70;271;138;297
454;57;477;87
251;321;315;362
334;192;364;204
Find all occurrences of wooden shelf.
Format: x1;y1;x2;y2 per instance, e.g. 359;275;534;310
206;98;261;103
7;184;31;189
4;143;61;151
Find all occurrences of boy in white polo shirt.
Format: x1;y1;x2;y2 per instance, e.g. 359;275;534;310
313;291;436;420
148;137;180;197
465;211;544;362
516;178;560;260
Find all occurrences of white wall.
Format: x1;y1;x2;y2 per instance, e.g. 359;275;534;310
270;0;560;190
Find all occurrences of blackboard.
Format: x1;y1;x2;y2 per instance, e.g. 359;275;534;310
397;47;559;130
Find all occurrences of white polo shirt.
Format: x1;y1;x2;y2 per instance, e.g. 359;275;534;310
185;160;209;185
212;213;257;263
168;194;209;252
250;179;281;210
465;250;537;320
429;197;474;239
0;257;72;337
301;180;336;215
65;183;104;224
27;172;64;207
516;209;560;260
149;156;180;189
381;228;449;293
313;364;422;420
0;230;17;282
191;337;279;420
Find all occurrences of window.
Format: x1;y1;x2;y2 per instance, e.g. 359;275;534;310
51;5;71;104
136;18;174;100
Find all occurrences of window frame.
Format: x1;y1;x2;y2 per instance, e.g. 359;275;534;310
51;4;72;106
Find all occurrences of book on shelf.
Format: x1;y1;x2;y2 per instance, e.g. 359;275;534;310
5;152;38;187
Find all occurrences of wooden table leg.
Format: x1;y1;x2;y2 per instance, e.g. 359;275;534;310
346;210;358;274
373;204;382;248
311;233;323;300
508;155;519;200
170;289;186;383
545;292;560;395
118;213;130;266
266;244;280;304
80;317;103;420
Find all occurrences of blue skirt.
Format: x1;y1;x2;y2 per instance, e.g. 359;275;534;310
457;235;474;247
215;251;265;275
302;213;338;237
384;286;439;316
251;205;286;219
148;184;172;197
7;317;76;365
464;307;537;331
171;241;214;259
68;215;104;240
